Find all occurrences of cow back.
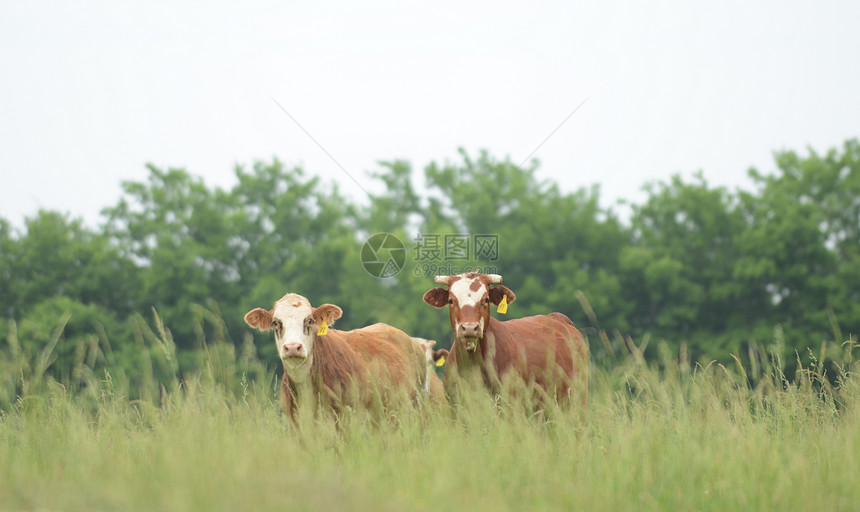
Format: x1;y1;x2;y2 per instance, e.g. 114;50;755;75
341;323;427;395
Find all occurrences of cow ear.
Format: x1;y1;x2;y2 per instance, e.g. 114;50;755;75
313;304;343;326
433;349;449;362
244;308;274;330
489;285;516;306
423;287;449;308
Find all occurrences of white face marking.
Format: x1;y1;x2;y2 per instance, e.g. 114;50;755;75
449;276;489;351
272;294;315;378
449;277;486;307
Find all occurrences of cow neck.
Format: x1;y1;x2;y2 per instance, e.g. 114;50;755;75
449;341;482;391
282;349;312;380
480;317;506;358
283;351;313;405
451;318;502;391
478;315;499;350
308;331;361;390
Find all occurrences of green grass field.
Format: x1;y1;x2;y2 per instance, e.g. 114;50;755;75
1;318;858;511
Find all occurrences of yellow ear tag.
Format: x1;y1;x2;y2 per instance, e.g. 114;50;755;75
435;355;446;367
497;295;508;314
317;319;328;336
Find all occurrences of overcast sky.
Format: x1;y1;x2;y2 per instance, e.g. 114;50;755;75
2;1;859;228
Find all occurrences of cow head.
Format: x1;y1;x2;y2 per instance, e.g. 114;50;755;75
244;293;342;370
423;272;516;352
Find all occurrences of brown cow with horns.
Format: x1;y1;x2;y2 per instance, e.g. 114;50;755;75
423;272;587;405
245;293;444;418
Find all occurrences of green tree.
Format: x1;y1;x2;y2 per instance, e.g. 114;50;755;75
425;151;628;324
0;218;14;318
624;173;748;358
357;151;630;349
103;161;362;364
742;139;860;347
2;211;137;320
102;166;237;350
14;296;121;388
230;160;361;348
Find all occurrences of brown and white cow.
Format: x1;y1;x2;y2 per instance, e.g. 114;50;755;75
244;293;443;417
423;272;587;405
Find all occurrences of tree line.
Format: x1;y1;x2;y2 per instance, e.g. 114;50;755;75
1;139;858;391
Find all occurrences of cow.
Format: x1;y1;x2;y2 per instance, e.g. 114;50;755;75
244;292;443;418
422;272;587;406
412;337;447;402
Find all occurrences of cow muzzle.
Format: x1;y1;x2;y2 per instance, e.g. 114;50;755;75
459;322;482;338
458;322;482;351
281;342;307;360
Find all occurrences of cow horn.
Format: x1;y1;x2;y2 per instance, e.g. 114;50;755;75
434;275;452;285
487;274;503;284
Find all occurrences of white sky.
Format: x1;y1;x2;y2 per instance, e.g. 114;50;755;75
2;1;859;228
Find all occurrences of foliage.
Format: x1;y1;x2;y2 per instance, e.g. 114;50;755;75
1;140;859;384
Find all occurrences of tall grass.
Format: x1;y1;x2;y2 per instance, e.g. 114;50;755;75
0;311;858;511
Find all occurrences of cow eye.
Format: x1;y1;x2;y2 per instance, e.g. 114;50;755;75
485;297;490;304
448;299;454;305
